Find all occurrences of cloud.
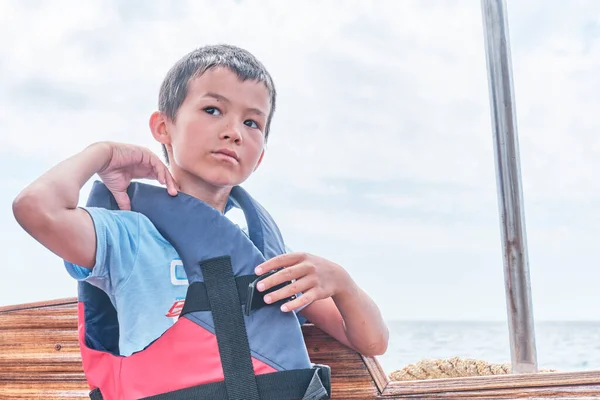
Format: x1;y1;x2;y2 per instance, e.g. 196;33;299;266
8;79;90;110
1;0;599;328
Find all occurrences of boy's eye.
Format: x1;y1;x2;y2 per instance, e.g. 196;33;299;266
244;120;259;129
204;107;221;116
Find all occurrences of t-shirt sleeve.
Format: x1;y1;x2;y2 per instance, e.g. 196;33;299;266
64;207;140;296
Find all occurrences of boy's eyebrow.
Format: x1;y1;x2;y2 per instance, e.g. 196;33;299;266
204;92;230;103
203;92;266;117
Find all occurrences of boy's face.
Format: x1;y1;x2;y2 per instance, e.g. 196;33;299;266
155;67;269;188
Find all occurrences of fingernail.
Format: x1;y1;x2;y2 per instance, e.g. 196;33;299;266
257;283;264;291
264;295;271;304
281;305;288;312
255;267;262;275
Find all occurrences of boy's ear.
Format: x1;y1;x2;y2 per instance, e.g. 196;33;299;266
149;111;171;145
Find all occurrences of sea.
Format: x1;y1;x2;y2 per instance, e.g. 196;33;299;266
376;320;600;374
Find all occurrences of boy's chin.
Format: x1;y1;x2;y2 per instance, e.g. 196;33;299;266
197;172;250;188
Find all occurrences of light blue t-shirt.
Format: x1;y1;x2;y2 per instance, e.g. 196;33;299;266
64;206;250;356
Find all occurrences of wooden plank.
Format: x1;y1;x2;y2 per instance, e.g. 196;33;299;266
0;298;77;313
389;385;600;399
301;324;380;399
0;328;77;344
0;309;77;330
364;355;390;393
0;381;89;399
0;372;86;382
382;370;600;396
0;342;80;355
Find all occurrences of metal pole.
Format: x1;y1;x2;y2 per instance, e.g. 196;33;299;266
480;0;538;373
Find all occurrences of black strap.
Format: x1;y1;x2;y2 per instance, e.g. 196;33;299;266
90;367;331;400
181;273;294;318
141;366;331;400
180;275;255;316
200;256;260;400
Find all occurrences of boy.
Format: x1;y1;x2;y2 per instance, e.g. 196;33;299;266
13;44;388;397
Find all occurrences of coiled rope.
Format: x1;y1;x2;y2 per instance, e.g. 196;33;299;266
389;357;556;381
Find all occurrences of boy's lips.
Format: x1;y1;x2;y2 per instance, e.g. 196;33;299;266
212;149;239;162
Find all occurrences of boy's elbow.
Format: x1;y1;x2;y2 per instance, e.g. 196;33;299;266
13;190;35;225
13;189;50;231
355;327;389;357
375;339;389;356
362;338;388;357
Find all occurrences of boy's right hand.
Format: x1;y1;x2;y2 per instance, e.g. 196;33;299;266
96;142;179;211
13;141;178;269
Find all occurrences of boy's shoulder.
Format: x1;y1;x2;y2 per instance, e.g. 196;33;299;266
83;206;172;245
65;206;179;294
83;205;249;253
86;204;248;234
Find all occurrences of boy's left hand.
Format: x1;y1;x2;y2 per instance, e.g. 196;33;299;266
254;252;350;312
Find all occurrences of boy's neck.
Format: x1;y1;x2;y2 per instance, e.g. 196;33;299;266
175;173;232;213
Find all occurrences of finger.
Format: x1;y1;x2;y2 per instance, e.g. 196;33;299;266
147;154;165;185
255;252;306;275
263;274;316;305
164;168;179;196
257;261;314;292
148;153;178;196
279;289;316;313
113;191;131;211
155;162;166;186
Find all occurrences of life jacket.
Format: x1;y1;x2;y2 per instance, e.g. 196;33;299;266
77;181;331;400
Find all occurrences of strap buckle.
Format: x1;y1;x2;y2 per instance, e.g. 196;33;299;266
314;364;331;397
245;269;296;316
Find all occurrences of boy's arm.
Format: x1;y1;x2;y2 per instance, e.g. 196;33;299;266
12;142;177;269
13;143;112;268
255;253;389;357
299;280;389;357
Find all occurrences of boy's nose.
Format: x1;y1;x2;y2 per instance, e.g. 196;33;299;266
220;125;243;143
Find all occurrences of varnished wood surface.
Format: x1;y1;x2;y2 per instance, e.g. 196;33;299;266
383;370;600;396
0;298;77;313
2;298;600;399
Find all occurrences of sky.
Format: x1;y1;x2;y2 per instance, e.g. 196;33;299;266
1;0;599;329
